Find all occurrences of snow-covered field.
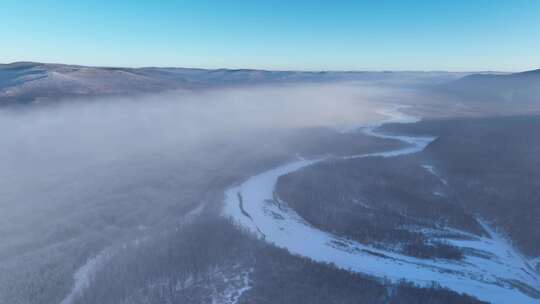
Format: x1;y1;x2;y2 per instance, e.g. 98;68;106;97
223;106;540;304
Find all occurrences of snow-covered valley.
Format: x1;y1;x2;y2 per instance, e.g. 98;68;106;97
223;106;540;304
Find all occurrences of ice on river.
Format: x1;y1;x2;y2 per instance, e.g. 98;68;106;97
223;106;540;304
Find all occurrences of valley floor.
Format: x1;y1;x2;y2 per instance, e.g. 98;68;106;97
223;106;540;304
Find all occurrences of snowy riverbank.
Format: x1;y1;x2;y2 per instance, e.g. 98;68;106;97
223;105;540;304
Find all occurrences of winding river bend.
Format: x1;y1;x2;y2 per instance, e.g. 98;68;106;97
223;106;540;304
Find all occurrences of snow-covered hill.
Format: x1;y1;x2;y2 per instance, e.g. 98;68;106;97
0;62;465;105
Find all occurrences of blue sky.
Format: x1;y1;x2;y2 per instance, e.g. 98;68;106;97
1;0;539;71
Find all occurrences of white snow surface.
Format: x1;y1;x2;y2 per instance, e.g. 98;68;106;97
217;268;253;304
60;248;116;304
422;164;449;185
223;105;540;304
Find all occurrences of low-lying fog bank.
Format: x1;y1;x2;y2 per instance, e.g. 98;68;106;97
0;82;407;303
3;77;539;304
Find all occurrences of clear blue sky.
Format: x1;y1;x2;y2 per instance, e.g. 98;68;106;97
2;0;539;71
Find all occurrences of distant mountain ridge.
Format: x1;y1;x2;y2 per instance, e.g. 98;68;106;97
4;62;539;106
0;62;465;105
441;68;540;103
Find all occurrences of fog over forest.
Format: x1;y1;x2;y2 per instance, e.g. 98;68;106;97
3;1;540;303
2;66;540;304
0;83;393;186
0;82;409;304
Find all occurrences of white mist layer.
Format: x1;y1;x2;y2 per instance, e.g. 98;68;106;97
1;83;404;304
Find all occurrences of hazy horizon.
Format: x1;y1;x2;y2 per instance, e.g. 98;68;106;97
0;60;528;73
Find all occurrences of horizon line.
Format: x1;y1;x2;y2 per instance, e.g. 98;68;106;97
0;61;524;74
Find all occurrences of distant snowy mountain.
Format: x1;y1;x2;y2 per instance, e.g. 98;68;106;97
0;62;464;105
0;62;191;104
